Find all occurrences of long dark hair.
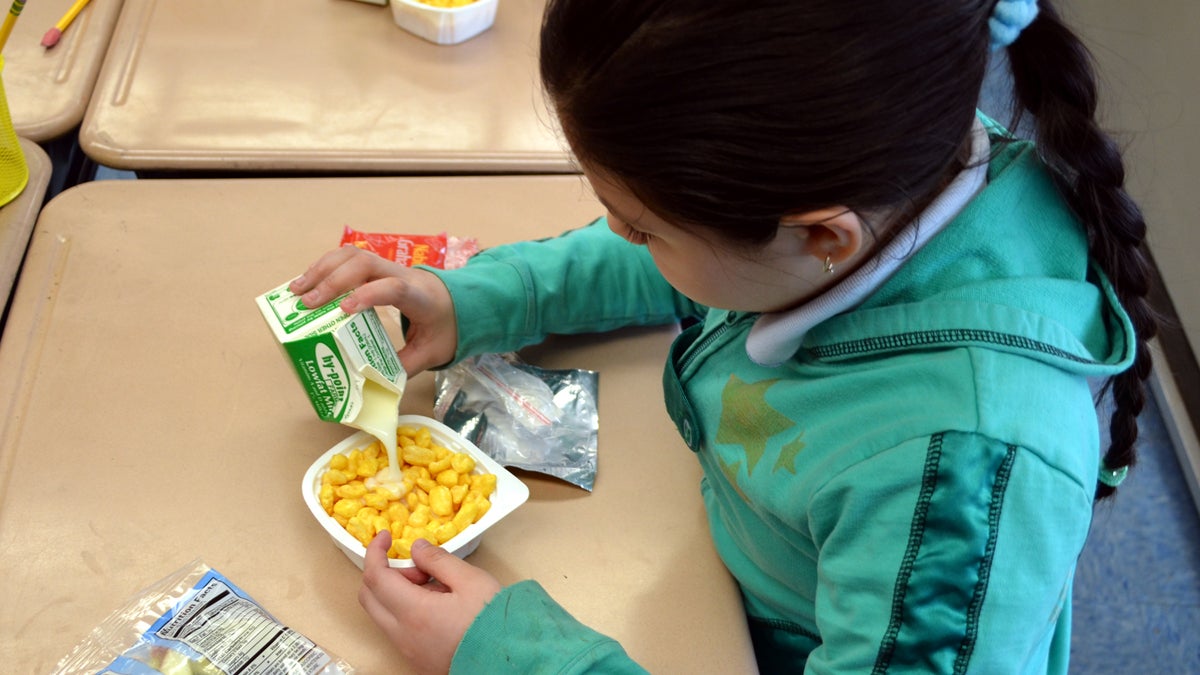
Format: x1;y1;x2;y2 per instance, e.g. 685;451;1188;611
1006;2;1157;499
541;0;991;242
540;0;1154;499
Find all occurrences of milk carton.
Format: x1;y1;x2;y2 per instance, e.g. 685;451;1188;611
256;281;407;427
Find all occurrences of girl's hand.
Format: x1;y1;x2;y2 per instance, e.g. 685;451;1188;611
359;532;502;675
289;247;458;375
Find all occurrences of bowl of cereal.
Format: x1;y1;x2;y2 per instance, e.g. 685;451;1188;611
389;0;499;45
303;415;528;569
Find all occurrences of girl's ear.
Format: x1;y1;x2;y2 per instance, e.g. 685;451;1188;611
777;207;865;265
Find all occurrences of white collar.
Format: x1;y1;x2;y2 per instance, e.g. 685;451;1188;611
745;118;991;366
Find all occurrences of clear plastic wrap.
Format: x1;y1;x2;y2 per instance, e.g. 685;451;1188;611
52;560;354;675
434;353;600;491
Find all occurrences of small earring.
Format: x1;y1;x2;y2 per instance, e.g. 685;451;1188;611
823;256;835;274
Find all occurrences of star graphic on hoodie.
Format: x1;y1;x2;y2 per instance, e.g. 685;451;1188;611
714;374;795;475
774;432;806;474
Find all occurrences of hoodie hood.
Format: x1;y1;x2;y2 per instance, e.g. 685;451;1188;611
801;132;1135;378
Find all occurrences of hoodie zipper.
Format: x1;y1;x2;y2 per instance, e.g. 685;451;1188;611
677;312;746;374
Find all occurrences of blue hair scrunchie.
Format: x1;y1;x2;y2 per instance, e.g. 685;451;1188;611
989;0;1039;51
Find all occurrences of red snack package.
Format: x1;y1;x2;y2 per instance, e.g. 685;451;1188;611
340;227;448;268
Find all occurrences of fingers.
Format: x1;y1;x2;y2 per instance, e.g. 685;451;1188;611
396;340;448;378
361;533;438;615
337;276;416;315
289;247;459;375
290;246;394;310
387;272;458;373
358;534;498;673
358;581;402;637
289;246;358;297
397;565;434;587
409;539;474;587
360;528;398;586
362;532;439;594
363;529;393;572
360;531;408;631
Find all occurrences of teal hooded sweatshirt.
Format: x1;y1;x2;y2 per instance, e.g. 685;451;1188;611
428;121;1136;674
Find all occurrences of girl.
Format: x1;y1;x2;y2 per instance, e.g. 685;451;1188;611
289;0;1155;671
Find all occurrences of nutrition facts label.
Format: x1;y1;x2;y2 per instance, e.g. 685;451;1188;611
150;573;337;675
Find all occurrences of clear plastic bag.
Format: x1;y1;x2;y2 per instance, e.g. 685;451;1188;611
52;559;354;675
434;353;600;491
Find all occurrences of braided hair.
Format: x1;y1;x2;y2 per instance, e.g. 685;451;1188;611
1004;0;1157;499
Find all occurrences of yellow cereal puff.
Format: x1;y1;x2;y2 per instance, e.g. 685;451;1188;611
402;444;436;467
333;498;364;520
356;456;379;478
452;502;479;532
336;483;368;499
408;505;431;528
385;502;410;525
433;521;460;544
429;456;452;475
471;473;497;497
319;484;336;514
450;453;476;475
363;492;390;510
430;485;453;517
391;537;413;559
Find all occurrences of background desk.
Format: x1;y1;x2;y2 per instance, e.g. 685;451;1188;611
80;0;574;174
4;0;125;142
0;176;755;673
0;138;52;313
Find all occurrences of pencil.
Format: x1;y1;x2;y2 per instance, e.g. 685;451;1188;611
42;0;94;49
0;0;27;53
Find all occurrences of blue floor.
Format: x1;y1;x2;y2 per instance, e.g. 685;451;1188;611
94;165;137;181
1072;392;1200;673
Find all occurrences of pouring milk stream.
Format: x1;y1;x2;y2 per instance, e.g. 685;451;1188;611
256;281;406;487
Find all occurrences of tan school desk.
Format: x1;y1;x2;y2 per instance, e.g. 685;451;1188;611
3;0;125;142
79;0;574;174
0;138;52;309
0;176;756;673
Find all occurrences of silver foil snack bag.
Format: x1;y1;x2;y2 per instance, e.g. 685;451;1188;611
434;352;599;491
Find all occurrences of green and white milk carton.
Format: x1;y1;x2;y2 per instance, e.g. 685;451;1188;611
256;280;407;427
